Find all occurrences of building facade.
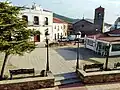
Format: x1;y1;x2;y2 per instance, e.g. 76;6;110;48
85;30;120;56
20;4;53;43
73;19;101;37
94;6;104;32
73;6;107;36
53;17;68;40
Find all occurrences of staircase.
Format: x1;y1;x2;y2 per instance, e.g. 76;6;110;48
54;72;81;86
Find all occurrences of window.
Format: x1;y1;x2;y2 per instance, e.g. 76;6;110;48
34;35;40;42
64;25;66;29
61;26;62;29
65;33;67;36
57;33;59;39
54;34;56;40
54;26;56;29
60;33;62;39
112;44;120;51
34;16;39;25
81;25;84;27
97;13;102;19
45;17;48;25
22;15;28;23
87;39;94;46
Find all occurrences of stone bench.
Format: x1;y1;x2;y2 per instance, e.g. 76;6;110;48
83;63;104;72
9;68;35;79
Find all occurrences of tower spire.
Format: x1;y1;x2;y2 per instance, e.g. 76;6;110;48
83;14;84;19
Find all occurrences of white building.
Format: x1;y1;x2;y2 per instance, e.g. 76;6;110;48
85;30;120;56
20;4;53;44
53;17;68;40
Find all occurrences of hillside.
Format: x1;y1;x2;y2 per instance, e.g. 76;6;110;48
53;13;79;23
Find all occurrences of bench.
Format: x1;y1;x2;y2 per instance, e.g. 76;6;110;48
114;62;120;69
83;63;104;72
9;68;35;79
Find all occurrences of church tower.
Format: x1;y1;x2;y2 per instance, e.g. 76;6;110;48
94;6;104;33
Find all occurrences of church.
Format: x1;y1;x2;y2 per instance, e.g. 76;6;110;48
73;6;111;37
83;6;120;56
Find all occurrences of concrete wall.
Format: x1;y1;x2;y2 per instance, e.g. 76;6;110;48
0;72;55;90
73;19;100;35
20;6;53;43
77;69;120;84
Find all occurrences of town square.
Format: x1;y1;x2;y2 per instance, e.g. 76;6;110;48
1;0;120;90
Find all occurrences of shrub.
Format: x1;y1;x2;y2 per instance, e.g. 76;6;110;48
3;75;8;80
48;42;59;47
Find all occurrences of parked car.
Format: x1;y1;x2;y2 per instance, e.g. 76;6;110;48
57;37;69;42
67;35;76;41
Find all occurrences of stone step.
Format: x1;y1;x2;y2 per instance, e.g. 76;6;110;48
54;72;77;77
55;78;81;86
55;73;77;81
54;72;81;86
36;87;56;90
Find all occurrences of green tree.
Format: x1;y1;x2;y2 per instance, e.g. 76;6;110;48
0;1;36;79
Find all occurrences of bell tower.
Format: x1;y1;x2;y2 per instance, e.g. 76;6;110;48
94;6;104;33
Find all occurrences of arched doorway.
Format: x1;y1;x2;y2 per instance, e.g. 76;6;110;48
34;31;40;42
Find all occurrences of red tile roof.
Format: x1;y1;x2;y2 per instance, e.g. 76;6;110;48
98;37;120;42
53;17;67;24
87;33;106;39
106;29;120;34
87;33;120;42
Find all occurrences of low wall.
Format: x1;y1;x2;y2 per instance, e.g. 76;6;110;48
77;69;120;84
0;71;54;90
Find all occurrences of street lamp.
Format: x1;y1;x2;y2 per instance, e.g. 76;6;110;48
45;30;50;72
105;44;110;71
75;32;81;71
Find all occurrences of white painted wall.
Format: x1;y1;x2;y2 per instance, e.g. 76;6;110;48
20;4;53;43
110;51;120;56
85;37;120;56
85;38;96;51
109;44;120;56
52;23;67;40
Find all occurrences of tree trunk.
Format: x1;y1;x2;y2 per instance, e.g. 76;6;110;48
0;53;9;79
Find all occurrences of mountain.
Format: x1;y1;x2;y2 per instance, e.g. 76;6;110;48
53;13;79;23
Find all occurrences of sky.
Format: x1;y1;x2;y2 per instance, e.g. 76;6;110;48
3;0;120;24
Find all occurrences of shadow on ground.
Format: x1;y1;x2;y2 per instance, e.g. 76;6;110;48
55;46;120;64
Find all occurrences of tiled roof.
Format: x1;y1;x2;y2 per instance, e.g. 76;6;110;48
53;17;67;24
87;33;106;39
106;29;120;34
98;37;120;42
87;33;120;42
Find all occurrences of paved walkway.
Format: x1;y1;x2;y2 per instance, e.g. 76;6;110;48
1;44;120;90
8;47;76;75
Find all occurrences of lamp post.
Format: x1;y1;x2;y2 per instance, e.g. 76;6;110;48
105;44;110;71
76;32;81;72
45;30;49;72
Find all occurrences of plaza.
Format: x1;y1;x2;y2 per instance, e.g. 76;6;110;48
1;43;120;89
